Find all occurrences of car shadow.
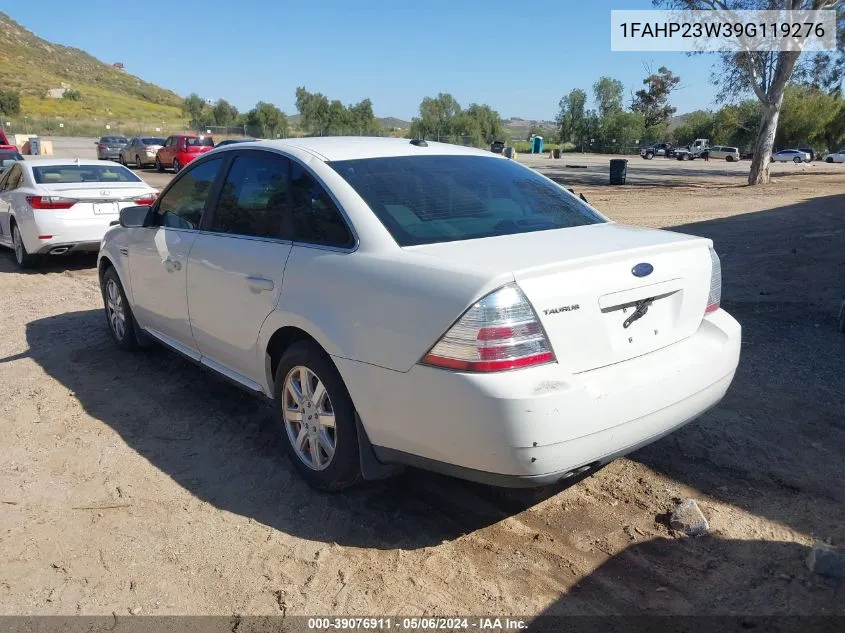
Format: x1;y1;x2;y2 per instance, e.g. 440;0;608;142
7;307;578;549
0;249;96;273
7;194;845;553
525;537;843;627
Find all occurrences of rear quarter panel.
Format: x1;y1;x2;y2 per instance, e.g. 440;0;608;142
260;247;513;374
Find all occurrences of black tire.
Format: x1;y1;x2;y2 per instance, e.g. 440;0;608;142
101;266;140;351
793;156;802;164
155;157;164;173
645;152;654;160
274;341;362;491
826;157;833;163
136;155;143;169
10;222;37;269
172;159;181;174
726;156;734;162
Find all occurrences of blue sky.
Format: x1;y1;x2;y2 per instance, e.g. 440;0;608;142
2;0;722;121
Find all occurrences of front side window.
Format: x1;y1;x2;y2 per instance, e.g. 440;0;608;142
290;163;354;248
156;158;222;230
210;154;289;239
4;165;24;191
330;155;604;247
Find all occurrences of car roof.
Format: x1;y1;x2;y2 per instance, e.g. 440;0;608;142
20;158;130;167
230;136;499;162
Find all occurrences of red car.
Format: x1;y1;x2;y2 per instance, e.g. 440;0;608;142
155;134;214;173
0;128;17;151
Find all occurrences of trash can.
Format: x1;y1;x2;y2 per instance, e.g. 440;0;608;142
504;147;515;159
609;158;628;185
29;137;42;156
553;148;561;159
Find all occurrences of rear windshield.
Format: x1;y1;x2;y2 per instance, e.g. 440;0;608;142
32;165;142;184
101;136;128;144
330;155;604;246
141;137;165;145
186;136;214;147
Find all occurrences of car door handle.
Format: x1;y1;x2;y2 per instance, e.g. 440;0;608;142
246;276;274;292
163;257;181;272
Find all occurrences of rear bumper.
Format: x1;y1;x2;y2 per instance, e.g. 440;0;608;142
336;309;741;485
23;215;117;254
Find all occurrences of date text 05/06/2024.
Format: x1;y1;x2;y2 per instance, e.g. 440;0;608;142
306;617;528;630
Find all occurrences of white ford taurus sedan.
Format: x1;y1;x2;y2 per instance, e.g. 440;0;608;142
0;158;158;268
97;137;741;490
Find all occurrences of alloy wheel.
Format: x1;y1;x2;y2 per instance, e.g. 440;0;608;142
282;366;337;471
105;278;126;341
12;226;23;265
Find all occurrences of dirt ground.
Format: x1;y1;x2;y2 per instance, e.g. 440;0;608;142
0;156;843;619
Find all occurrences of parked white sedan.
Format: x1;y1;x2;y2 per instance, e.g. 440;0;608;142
823;149;845;163
0;159;158;268
772;149;811;163
98;138;741;490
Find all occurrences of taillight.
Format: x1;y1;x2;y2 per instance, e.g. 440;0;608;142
27;195;76;210
132;192;158;205
706;247;722;313
98;144;107;151
421;283;555;372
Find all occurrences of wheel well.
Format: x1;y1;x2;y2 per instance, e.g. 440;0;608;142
98;256;114;283
266;326;322;381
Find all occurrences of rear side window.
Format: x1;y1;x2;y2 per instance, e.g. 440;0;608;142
330;155;604;247
186;136;214;147
157;158;223;230
290;163;354;248
210;154;289;239
142;137;165;145
32;165;141;184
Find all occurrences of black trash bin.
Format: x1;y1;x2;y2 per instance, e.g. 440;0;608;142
553;148;561;159
609;158;628;185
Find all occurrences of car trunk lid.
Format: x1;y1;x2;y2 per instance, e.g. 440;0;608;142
406;223;714;374
36;183;154;217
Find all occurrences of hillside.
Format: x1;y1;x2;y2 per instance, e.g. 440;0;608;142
0;12;184;125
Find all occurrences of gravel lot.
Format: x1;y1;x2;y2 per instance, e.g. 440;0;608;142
0;145;843;618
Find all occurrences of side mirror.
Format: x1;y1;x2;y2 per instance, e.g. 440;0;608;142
119;205;155;228
1;159;14;170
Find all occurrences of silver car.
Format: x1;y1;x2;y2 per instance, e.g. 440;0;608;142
119;137;166;168
708;146;740;162
96;136;129;161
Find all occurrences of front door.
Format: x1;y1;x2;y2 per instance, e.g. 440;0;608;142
186;151;292;386
127;156;225;357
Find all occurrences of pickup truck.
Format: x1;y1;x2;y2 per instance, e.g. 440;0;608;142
640;142;674;159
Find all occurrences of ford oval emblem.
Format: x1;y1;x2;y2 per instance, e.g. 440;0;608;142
632;263;654;277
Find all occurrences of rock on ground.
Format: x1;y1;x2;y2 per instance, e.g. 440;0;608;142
669;499;710;537
807;541;845;579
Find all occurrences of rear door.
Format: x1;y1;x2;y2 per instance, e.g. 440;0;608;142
186;150;293;386
0;166;15;245
126;156;225;356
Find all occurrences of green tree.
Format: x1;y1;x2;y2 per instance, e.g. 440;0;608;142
593;77;624;118
295;87;331;135
182;93;212;129
631;66;681;132
417;93;461;139
556;88;587;147
0;89;21;116
247;102;288;138
597;110;645;153
62;89;82;101
658;0;843;184
212;99;238;127
671;110;714;146
711;100;760;150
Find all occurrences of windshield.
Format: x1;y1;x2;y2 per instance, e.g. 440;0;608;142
141;137;165;146
101;136;128;145
330;155;605;246
186;136;214;147
32;164;142;184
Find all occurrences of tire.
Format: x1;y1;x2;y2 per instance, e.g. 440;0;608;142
726;156;734;162
826;157;833;163
274;341;362;491
136;155;143;169
684;153;692;161
101;266;140;351
155;157;164;173
645;153;654;160
10;222;37;269
172;159;181;174
793;157;802;164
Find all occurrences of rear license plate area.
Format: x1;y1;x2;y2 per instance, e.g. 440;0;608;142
93;202;118;215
